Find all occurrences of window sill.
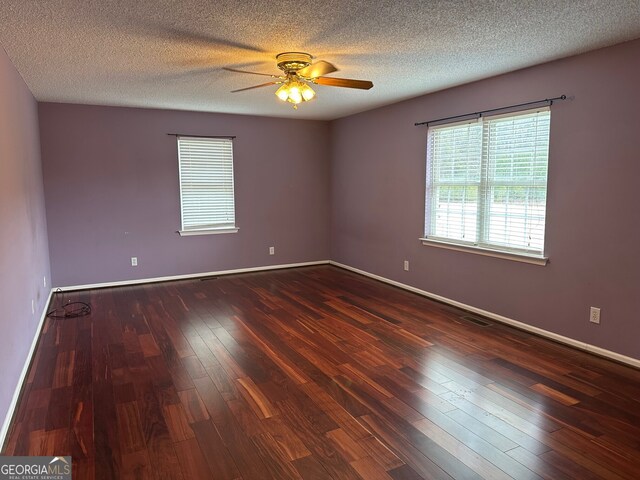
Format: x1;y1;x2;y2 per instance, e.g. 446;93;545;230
179;227;239;236
419;238;548;266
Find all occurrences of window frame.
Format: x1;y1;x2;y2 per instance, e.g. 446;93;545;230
176;136;238;236
421;107;550;265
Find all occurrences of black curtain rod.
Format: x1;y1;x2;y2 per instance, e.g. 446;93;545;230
414;95;567;127
167;133;236;139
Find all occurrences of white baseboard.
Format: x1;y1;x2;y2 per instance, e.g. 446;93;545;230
330;261;640;369
1;288;54;450
57;260;331;291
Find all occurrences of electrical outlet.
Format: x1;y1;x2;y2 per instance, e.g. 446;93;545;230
31;299;35;315
403;260;409;271
131;257;138;266
43;276;47;288
269;246;275;255
590;307;601;324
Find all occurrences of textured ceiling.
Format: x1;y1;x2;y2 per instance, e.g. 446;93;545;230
1;1;640;120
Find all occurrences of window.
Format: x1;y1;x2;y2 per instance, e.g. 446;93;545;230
177;136;237;235
423;107;550;262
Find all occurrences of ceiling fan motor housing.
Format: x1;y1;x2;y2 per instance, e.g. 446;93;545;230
276;52;312;73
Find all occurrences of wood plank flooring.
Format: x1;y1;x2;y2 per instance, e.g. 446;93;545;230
4;265;640;479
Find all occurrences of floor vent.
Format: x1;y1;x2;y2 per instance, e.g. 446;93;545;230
460;315;492;327
199;276;219;281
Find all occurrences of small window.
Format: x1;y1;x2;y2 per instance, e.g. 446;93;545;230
177;136;237;235
424;108;551;259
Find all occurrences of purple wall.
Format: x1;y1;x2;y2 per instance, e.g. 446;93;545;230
0;48;51;429
330;39;640;360
39;104;330;287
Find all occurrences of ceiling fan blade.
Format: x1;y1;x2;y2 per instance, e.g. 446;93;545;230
298;60;338;78
223;67;281;78
231;81;281;93
314;77;373;90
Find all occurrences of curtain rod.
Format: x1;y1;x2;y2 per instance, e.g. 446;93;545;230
167;133;236;139
414;95;567;127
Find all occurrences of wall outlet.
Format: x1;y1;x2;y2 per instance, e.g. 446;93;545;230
131;257;138;266
269;246;275;255
43;276;47;288
403;260;409;271
31;299;35;315
590;307;601;324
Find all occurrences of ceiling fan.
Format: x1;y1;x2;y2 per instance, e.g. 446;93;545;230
223;52;373;109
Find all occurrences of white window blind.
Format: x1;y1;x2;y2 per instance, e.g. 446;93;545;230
425;107;551;256
178;136;236;232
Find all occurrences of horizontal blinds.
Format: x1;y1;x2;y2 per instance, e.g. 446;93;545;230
482;109;550;252
426;108;550;254
178;137;236;230
426;121;482;243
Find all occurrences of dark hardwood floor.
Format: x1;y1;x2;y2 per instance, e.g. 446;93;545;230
4;265;640;479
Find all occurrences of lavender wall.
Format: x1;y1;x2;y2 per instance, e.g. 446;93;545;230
0;48;51;432
39;104;330;287
330;39;640;360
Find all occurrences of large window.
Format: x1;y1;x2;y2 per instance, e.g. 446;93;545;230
424;107;550;260
177;136;237;235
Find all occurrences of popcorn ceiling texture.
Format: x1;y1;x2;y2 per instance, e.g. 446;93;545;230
1;0;639;120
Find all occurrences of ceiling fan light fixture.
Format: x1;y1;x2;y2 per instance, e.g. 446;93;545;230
301;83;315;101
288;86;302;104
274;78;315;107
275;84;289;101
